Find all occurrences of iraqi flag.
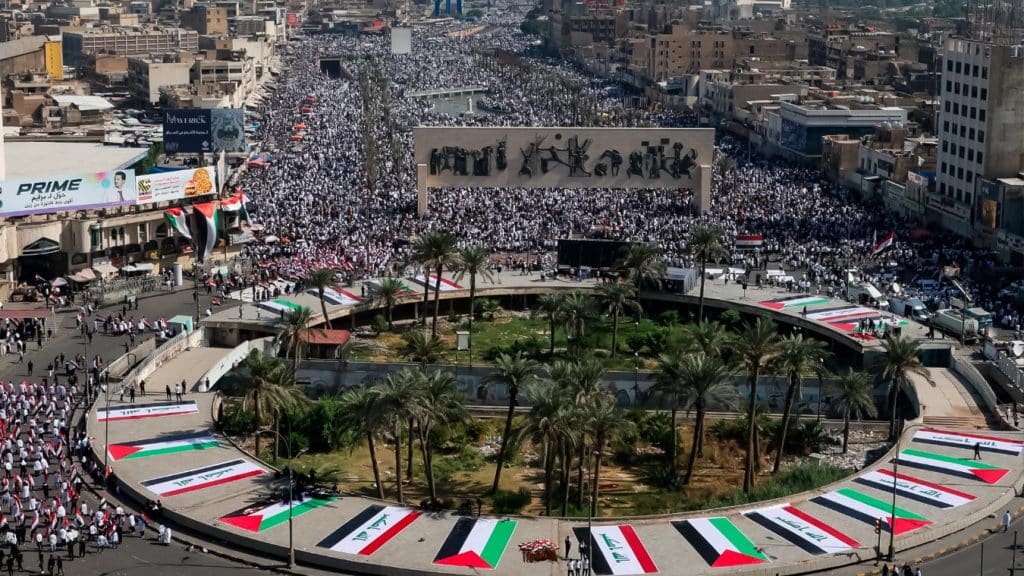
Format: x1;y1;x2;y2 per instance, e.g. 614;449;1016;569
433;517;517;569
743;504;859;555
913;428;1024;456
872;231;895;255
573;525;657;575
735;234;763;249
317;505;421;556
164;208;192;241
189;201;219;263
107;433;219;462
896;448;1010;484
220;191;252;227
141;459;264;497
855;469;975;509
220;496;335;533
672;518;767;568
812;488;931;535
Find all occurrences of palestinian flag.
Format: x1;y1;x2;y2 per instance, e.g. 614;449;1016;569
759;294;831;310
189;201;219;262
743;505;859;555
258;299;309;315
317;505;420;556
913;428;1024;456
855;469;975;509
164;208;192;240
573;525;657;575
812;488;931;535
220;191;252;226
672;518;767;567
220;496;335;533
896;449;1010;484
107;433;218;461
141;459;264;497
734;234;763;249
433;517;517;569
805;306;879;322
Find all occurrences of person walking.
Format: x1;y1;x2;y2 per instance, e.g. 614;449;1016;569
26;361;32;376
139;379;145;396
165;384;171;401
129;385;135;404
174;382;182;403
1004;510;1012;532
974;442;982;460
564;536;572;560
55;556;63;576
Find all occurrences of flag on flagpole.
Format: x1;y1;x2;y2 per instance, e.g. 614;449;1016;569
189;201;220;262
164;208;193;241
872;231;895;255
220;190;252;226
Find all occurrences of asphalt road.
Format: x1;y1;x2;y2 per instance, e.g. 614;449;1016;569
919;516;1024;576
46;536;264;576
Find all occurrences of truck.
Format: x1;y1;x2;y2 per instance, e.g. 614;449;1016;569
930;308;980;341
889;296;931;322
964;307;994;331
846;282;889;309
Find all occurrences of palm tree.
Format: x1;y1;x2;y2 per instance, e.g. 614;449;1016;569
551;357;605;508
652;351;687;476
770;334;830;473
486;351;540;494
678;353;735;484
235;350;308;459
559;292;596;355
376;277;405;330
274;306;315;374
689;225;727;322
831;369;878;453
398;330;447;371
596;281;642;357
416;370;467;504
619;243;666;289
374;369;422;503
519;380;575;515
739;317;780;494
454;246;494;334
875;334;928;440
413;230;458;336
306;267;336;330
339;385;386;499
532;293;565;355
680;320;734;359
584;393;634;518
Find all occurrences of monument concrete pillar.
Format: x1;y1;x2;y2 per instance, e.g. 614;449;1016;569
694;163;712;214
416;163;429;216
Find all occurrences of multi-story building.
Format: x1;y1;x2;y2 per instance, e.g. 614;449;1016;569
127;53;194;104
181;5;230;35
931;39;1024;237
808;25;898;79
761;98;908;162
62;27;200;65
643;27;734;81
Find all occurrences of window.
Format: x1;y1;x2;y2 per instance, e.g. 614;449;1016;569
973;64;979;76
940;182;947;194
955;82;961;95
945;100;951;113
946;80;953;92
960;125;966;137
947;60;953;72
941;161;947;174
155;223;168;238
981;88;988;100
965;192;972;203
944;120;950;133
969;128;975;140
955;61;962;73
971;86;978;98
980;109;986;121
979;130;985;142
978;151;983;163
953;102;959;114
942;141;949;152
958;146;964;158
968;149;974;161
982;66;988;78
956;189;963;201
967;171;973;183
970;106;976;119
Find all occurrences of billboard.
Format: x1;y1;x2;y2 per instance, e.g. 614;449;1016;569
136;167;216;205
44;41;63;80
391;27;411;54
0;170;136;217
163;109;246;154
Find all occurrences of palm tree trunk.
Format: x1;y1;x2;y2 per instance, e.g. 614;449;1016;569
610;311;619;357
406;419;415;480
543;439;554;516
420;426;436;503
319;288;332;329
490;387;516;494
386;301;394;329
590;444;603;518
842;408;850;454
698;255;707;322
367;431;385;499
468;276;476;361
743;367;759;494
669;404;678;474
560;441;570;516
684;407;704;485
253;392;261;458
889;380;900;440
773;376;799;474
549;315;556;355
394;421;404;503
274;414;280;460
431;264;443;336
420;267;430;324
575;440;586;509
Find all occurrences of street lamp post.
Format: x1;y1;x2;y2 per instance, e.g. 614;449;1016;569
633;352;639;409
102;377;112;479
816;358;824;422
259;429;306;569
887;390;902;562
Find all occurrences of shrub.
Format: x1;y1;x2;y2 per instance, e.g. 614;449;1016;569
221;404;258;437
656;310;680;326
491;488;532;514
709;417;747;444
372;314;388;334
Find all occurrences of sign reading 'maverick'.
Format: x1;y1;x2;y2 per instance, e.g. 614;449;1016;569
317;505;421;556
743;505;859;555
672;517;768;567
107;433;218;461
433;517;517;569
573;525;658;575
812;488;931;535
896;449;1010;484
855;469;976;509
913;428;1024;456
220;496;336;533
141;459;265;497
97;401;199;422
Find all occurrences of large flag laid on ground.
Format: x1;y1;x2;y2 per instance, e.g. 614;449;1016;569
141;459;264;497
573;525;658;575
812;488;931;535
672;518;767;567
913;428;1024;456
107;433;218;461
189;201;219;262
164;208;192;240
96;400;199;422
855;469;975;509
896;448;1010;484
433;517;517;569
758;294;830;310
317;505;421;556
220;496;335;533
743;504;859;555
